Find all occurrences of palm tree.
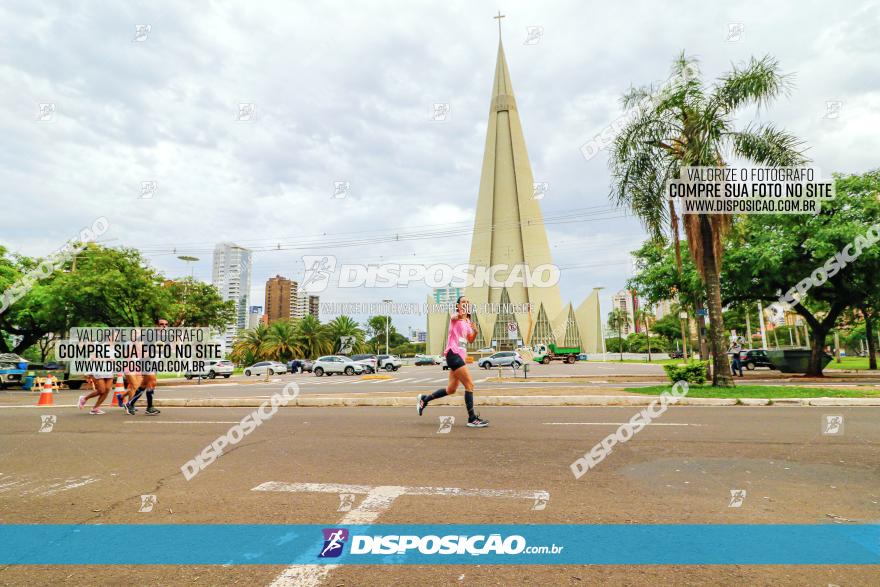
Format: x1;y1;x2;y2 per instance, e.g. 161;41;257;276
325;315;365;354
607;308;628;361
262;319;303;362
609;52;807;386
296;314;331;359
230;323;269;365
635;307;654;361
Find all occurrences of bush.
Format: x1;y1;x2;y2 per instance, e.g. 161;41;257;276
663;361;708;384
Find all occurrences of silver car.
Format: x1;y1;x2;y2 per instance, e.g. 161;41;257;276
477;351;523;369
313;355;365;376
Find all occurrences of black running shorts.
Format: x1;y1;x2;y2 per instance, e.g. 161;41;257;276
445;349;466;371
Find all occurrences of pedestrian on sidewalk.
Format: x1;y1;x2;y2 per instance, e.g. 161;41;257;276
729;337;744;377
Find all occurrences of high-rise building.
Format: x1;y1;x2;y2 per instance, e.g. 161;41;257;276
409;329;427;343
265;275;296;322
291;293;320;319
247;306;264;329
425;30;600;354
433;285;463;306
610;289;639;336
212;243;252;352
653;299;675;321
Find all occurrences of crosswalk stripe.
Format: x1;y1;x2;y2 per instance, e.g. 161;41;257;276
394;378;412;383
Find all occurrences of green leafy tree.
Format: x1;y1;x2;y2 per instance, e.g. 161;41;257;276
634;307;655;360
325;315;365;354
262;319;304;362
229;323;270;366
610;52;808;386
164;278;236;328
722;170;880;375
295;314;331;359
606;308;628;361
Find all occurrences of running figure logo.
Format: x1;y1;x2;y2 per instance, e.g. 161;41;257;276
318;528;349;558
301;255;336;293
437;416;454;434
728;489;747;508
139;494;157;513
39;415;56;433
822;414;844;435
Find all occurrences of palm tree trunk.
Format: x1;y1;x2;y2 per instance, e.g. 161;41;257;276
862;306;877;370
669;200;689;360
698;215;733;386
644;315;652;361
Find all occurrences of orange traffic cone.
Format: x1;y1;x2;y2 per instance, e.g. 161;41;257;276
37;375;54;406
113;373;125;407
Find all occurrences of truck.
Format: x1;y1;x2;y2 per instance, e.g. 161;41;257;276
0;353;28;389
532;343;581;364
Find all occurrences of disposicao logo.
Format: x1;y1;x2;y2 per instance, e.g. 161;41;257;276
318;528;349;558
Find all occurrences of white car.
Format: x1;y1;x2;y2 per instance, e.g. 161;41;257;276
313;355;366;376
243;361;288;376
377;354;401;371
185;359;234;380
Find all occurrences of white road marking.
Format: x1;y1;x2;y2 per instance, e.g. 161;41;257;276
123;421;239;424
2;474;99;497
393;378;413;383
543;422;705;427
161;383;238;389
254;481;549;587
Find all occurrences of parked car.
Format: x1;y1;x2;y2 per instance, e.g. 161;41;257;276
288;359;314;373
243;361;288;376
739;349;776;370
478;351;523;369
377;354;401;371
185;359;234;379
351;354;378;374
414;355;438;366
313;355;365;376
668;350;685;359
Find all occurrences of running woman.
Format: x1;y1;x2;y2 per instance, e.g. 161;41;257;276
417;296;489;427
78;373;112;415
77;336;114;414
126;318;167;416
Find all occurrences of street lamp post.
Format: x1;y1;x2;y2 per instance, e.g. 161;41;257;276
177;255;200;299
382;299;392;355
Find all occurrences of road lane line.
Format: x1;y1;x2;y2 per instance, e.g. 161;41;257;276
123;421;239;424
543;422;705;426
255;481;549;587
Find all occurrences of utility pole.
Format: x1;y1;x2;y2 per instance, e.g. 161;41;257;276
745;312;753;349
757;301;768;349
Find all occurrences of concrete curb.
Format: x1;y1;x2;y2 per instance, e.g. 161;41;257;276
151;395;880;408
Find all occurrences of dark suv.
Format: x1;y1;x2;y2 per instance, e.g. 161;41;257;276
739;349;776;370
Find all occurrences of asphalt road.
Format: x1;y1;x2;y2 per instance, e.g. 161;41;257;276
1;404;877;585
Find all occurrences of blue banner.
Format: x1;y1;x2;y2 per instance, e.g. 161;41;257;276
1;524;878;565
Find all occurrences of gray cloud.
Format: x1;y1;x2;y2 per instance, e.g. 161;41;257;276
2;0;878;334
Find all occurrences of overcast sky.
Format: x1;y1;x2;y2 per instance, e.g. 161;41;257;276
3;0;879;335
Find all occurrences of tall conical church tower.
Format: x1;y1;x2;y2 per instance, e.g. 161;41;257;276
426;26;602;356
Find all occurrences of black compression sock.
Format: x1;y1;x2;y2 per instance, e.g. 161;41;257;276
146;390;154;409
465;390;476;420
425;389;447;403
129;387;144;406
